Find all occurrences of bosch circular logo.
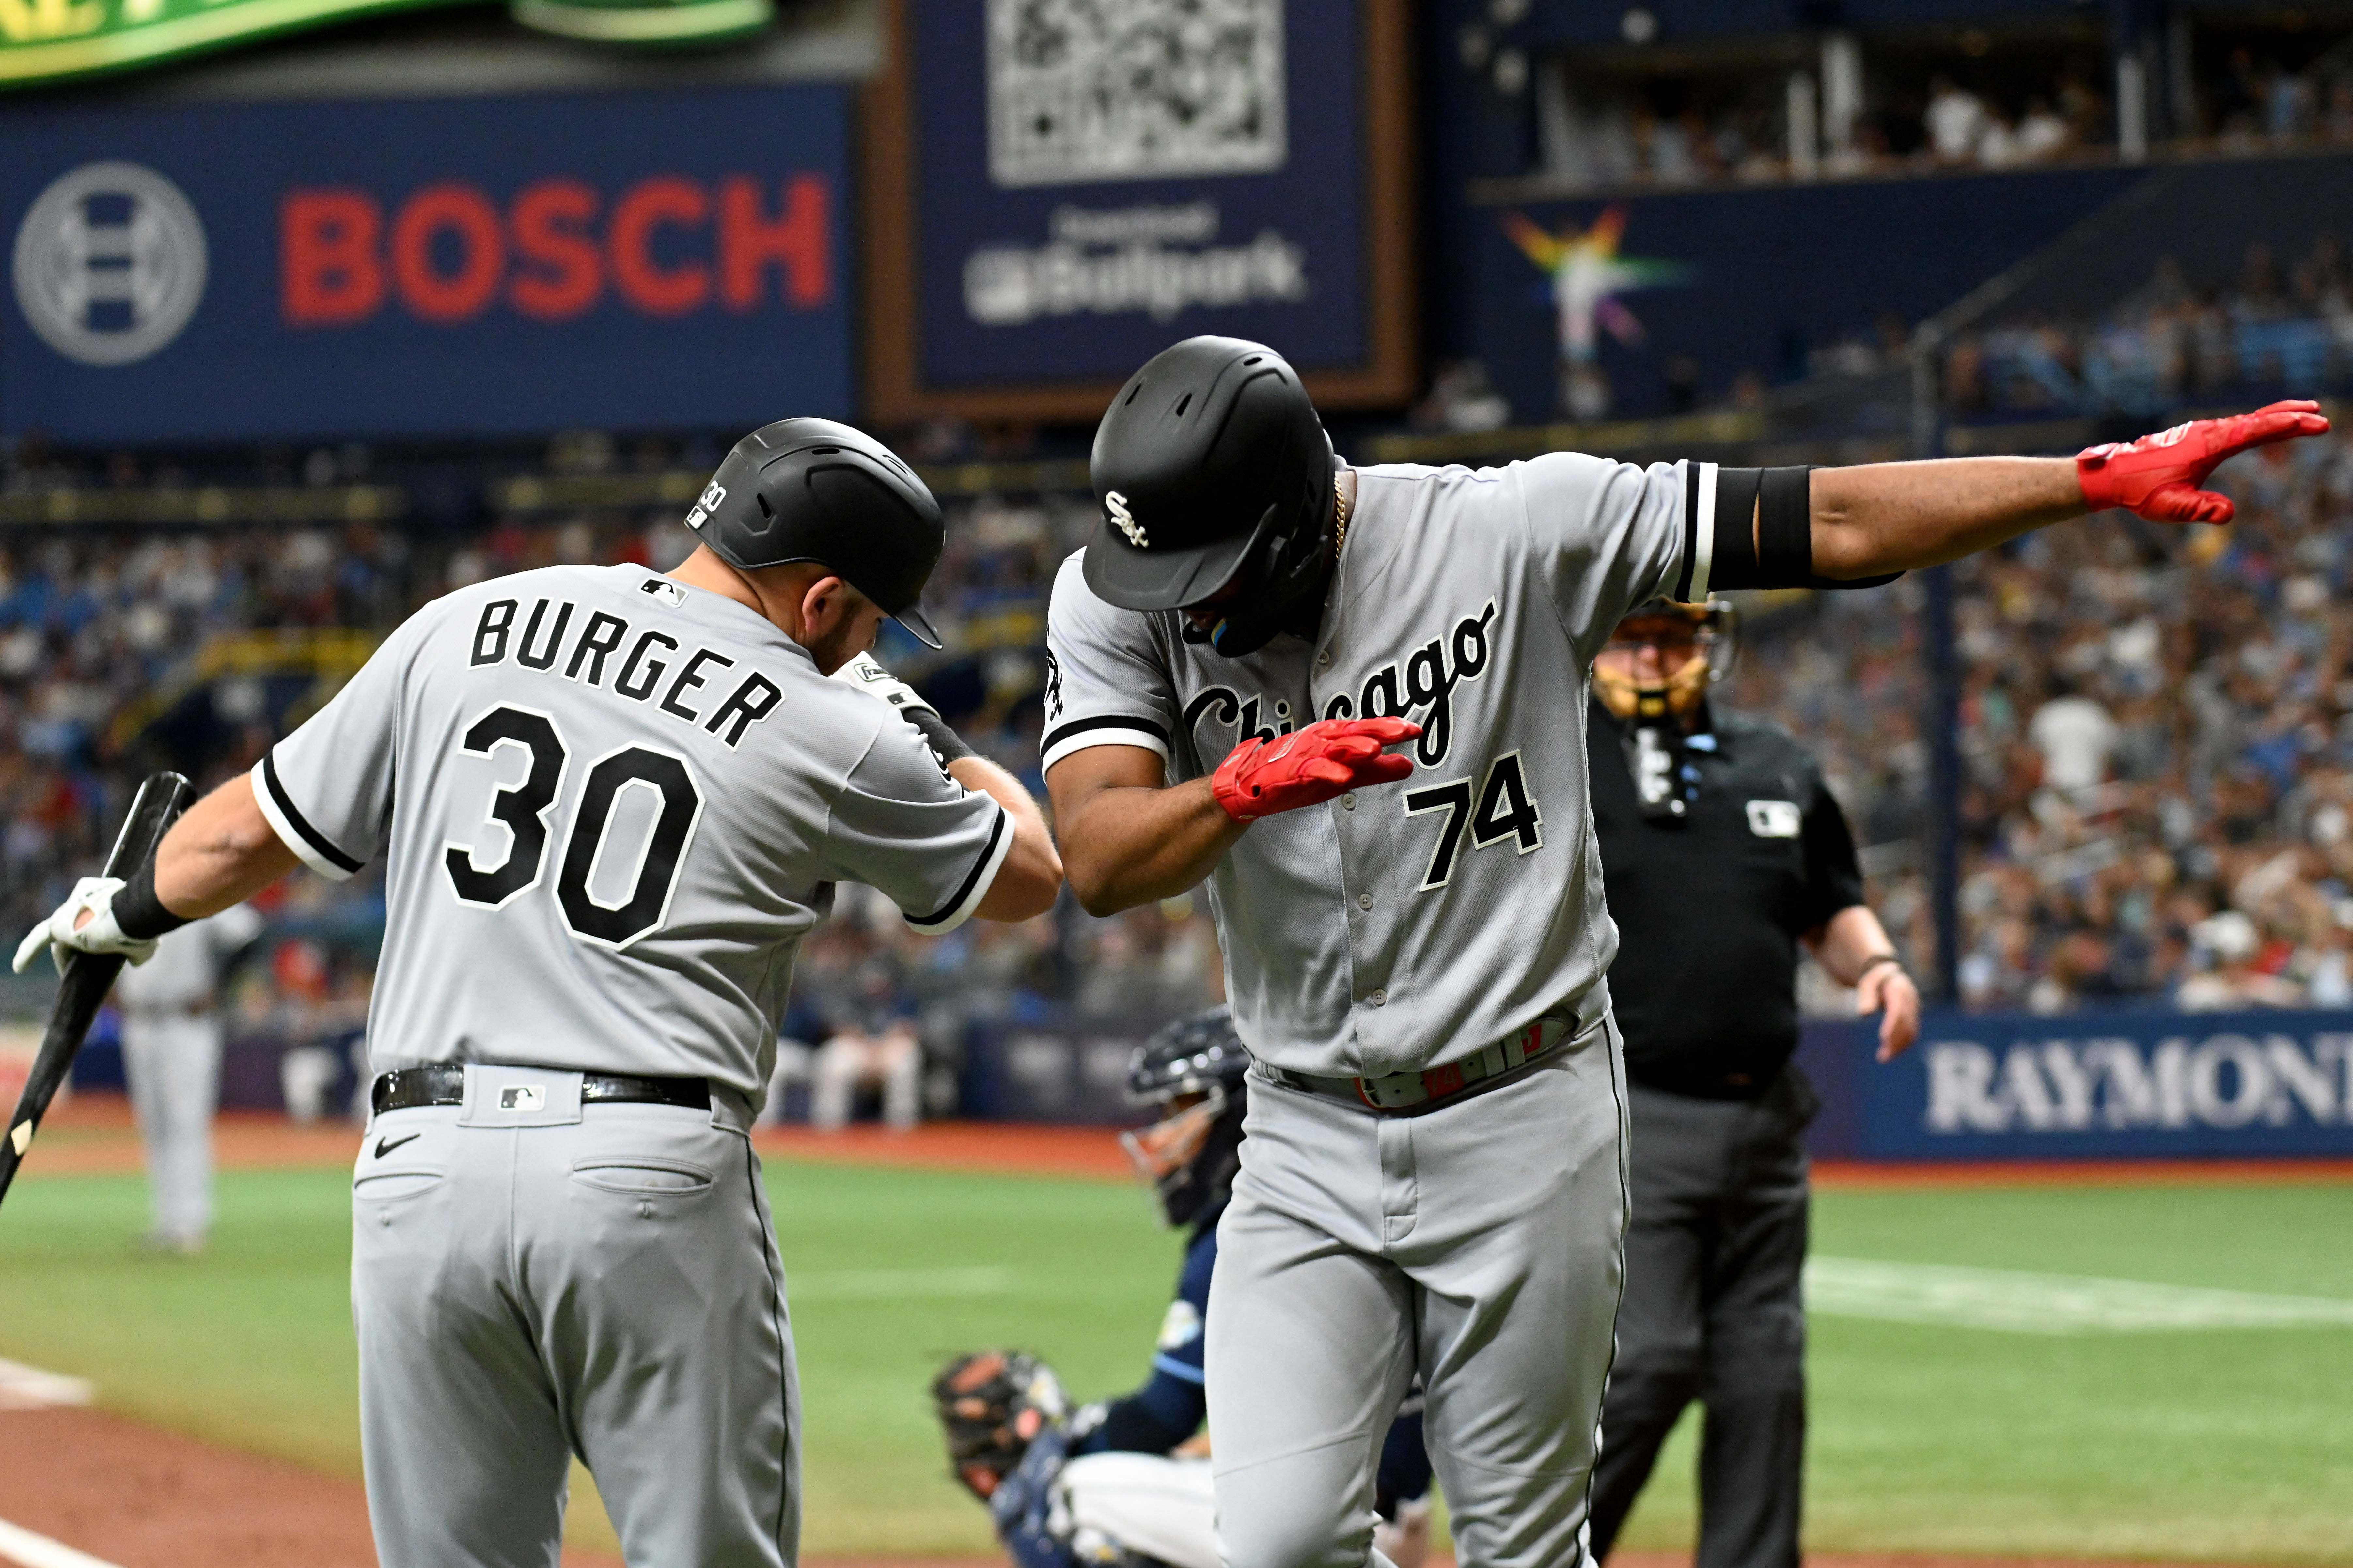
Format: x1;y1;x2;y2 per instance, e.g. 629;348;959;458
13;162;207;367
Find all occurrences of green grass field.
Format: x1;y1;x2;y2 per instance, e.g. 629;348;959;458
0;1160;2347;1563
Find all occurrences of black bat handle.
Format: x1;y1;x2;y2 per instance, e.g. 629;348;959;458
0;771;198;1209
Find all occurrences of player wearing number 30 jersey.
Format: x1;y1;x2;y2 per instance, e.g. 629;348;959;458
20;417;1063;1568
259;561;1007;1091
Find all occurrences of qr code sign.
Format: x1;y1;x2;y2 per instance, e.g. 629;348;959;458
987;0;1289;188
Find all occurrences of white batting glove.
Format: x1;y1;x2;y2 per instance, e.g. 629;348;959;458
12;876;160;975
832;651;936;718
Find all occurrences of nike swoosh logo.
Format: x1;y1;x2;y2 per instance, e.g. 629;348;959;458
374;1133;421;1159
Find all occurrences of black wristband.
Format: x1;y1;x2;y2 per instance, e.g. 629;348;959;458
1855;953;1903;981
112;858;193;941
906;707;978;767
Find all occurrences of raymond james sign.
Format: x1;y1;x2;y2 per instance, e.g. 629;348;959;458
1798;1009;2353;1160
0;0;771;90
862;0;1413;422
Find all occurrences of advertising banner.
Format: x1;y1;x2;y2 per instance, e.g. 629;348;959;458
1798;1008;2353;1161
960;1016;1157;1124
862;0;1414;422
1;83;850;444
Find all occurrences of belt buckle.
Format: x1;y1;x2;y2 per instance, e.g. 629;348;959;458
1354;1072;1426;1111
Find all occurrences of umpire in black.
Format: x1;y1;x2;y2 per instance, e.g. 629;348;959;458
1584;599;1920;1568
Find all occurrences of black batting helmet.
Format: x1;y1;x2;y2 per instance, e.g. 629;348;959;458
1121;1006;1251;1229
684;418;945;648
1085;337;1335;659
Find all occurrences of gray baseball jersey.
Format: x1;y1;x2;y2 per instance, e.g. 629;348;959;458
1043;454;1702;1077
255;562;1010;1097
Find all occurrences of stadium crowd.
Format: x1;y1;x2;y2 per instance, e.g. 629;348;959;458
1537;28;2353;194
0;417;2347;1123
1948;238;2353;419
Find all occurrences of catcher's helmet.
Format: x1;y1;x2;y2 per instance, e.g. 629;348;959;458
683;418;945;648
1121;1006;1251;1229
1085;337;1335;659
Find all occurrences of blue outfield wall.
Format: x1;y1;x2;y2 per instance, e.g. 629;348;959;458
1795;1007;2353;1160
965;1007;2353;1159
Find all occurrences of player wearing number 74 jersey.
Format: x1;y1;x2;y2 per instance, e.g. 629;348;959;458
19;418;1061;1568
1044;337;2326;1568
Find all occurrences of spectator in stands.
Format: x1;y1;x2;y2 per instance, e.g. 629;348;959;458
2028;678;2120;794
2178;911;2305;1009
1925;75;1988;163
810;952;925;1134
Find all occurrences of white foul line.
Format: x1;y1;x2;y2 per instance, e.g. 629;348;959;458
1807;1256;2353;1334
0;1359;92;1413
0;1515;124;1568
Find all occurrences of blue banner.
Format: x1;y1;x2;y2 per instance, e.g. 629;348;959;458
960;1016;1159;1124
907;0;1367;388
1;84;851;444
1798;1009;2353;1160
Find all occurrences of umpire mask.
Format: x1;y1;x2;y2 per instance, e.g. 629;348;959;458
1594;600;1736;824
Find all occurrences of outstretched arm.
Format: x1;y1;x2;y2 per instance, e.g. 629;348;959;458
1807;401;2330;581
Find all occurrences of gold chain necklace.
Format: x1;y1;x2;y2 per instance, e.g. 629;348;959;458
1333;473;1353;558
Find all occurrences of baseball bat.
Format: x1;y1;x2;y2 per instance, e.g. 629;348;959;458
0;770;196;1213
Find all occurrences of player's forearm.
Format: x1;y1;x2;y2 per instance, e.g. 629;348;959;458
1806;904;1900;986
1060;779;1245;917
949;757;1065;920
153;776;301;919
1808;458;2085;578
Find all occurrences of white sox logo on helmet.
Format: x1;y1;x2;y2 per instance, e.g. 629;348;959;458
1105;491;1148;549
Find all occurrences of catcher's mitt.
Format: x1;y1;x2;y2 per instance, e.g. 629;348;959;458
931;1349;1068;1500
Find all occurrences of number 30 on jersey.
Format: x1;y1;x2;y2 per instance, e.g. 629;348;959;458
443;704;703;948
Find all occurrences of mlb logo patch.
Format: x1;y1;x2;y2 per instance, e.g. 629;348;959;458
1745;800;1802;838
498;1085;547;1113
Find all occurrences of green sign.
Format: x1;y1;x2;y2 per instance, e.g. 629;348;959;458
0;0;773;87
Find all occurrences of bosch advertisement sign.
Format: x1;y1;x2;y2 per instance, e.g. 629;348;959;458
1798;1009;2353;1160
0;84;851;443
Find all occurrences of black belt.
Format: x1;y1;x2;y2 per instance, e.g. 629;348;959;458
371;1065;711;1115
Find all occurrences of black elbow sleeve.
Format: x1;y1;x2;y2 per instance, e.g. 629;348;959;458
1695;465;1901;594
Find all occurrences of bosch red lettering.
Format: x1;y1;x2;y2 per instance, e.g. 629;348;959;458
281;189;384;326
609;177;709;317
509;180;602;322
719;174;829;310
392;183;505;322
275;172;833;325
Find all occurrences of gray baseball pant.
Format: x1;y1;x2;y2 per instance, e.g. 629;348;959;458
352;1063;797;1568
121;1013;222;1246
1587;1072;1812;1568
1205;1017;1630;1568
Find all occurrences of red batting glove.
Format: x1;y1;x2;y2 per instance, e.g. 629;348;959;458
2076;399;2331;524
1211;717;1420;823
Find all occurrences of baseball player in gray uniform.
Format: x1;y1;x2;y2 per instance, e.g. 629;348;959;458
17;418;1062;1568
1040;342;2325;1568
113;899;265;1253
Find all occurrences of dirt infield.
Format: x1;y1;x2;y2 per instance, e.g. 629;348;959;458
24;1093;2353;1188
0;1405;617;1568
0;1402;2277;1568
